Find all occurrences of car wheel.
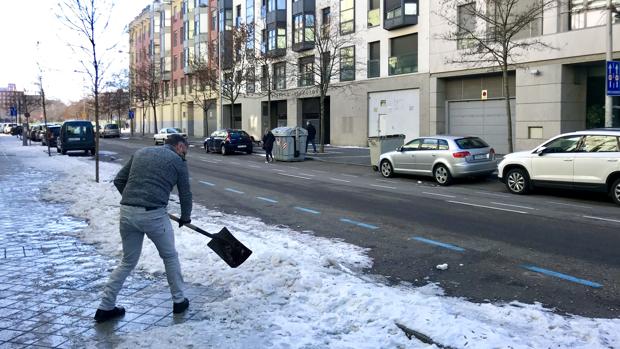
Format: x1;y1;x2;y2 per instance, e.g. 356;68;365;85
246;146;253;154
221;145;227;155
610;178;620;205
154;139;159;145
506;168;530;195
433;164;453;186
90;148;96;156
56;146;60;153
380;160;394;178
204;144;209;153
61;147;67;155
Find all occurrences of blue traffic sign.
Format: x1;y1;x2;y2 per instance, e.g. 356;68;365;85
9;107;16;116
128;110;135;119
607;61;620;96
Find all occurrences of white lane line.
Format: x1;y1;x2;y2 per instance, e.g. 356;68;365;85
490;202;536;210
422;192;456;198
273;168;288;172
330;178;351;183
583;215;620;223
475;191;511;198
547;201;592;209
248;164;261;168
311;169;327;173
447;200;528;214
375;179;398;184
278;173;313;180
371;184;397;190
299;173;316;177
341;174;358;178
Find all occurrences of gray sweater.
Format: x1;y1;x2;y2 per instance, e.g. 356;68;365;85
114;145;192;220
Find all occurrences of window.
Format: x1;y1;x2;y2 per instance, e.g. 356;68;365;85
236;5;242;27
273;62;286;90
340;0;354;34
368;41;380;78
571;0;620;30
455;137;489;149
246;67;256;93
457;2;476;49
174;79;178;96
580;135;620;152
246;0;255;49
173;30;178;46
173;55;178;71
322;7;331;26
340;46;355;81
261;65;268;90
293;14;315;45
299;56;314;87
389;33;417;75
402;139;421;151
438;139;449;150
368;0;380;27
420;139;438;150
542;136;582;153
180;78;185;94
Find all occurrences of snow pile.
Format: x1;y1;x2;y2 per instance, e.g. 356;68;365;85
7;142;619;349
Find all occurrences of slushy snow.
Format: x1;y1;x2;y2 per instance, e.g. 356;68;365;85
6;140;619;349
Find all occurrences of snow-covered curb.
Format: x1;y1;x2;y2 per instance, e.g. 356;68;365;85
6;139;619;348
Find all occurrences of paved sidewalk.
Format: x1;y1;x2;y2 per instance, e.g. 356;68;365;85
0;148;224;348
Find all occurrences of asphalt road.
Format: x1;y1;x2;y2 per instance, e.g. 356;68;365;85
97;135;620;318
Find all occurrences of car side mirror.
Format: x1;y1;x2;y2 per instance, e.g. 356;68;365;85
397;146;403;152
536;147;548;156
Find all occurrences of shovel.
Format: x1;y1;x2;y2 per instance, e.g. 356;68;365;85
168;214;252;268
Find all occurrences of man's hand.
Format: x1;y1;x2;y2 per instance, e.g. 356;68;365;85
178;218;191;228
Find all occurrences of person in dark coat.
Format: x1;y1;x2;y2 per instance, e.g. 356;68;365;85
262;128;276;163
305;121;317;153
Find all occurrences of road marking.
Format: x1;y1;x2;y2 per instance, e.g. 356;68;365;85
278;173;313;180
490;202;536;210
410;237;465;252
339;218;379;230
376;179;398;184
583;215;620;224
199;180;215;186
475;191;511;198
422;192;456;198
371;184;397;190
299;173;316;177
294;206;320;214
230;161;241;165
311;169;327;173
547;201;591;209
341;174;358;178
256;196;278;203
521;265;602;288
330;178;351;183
248;164;261;168
273;168;288;172
447;200;527;214
199;159;220;164
225;188;244;194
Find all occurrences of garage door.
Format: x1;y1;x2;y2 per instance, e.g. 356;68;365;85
368;89;419;142
448;99;515;154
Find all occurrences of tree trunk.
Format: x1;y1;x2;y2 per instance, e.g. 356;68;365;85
502;63;514;153
152;102;158;134
319;91;325;153
267;90;272;130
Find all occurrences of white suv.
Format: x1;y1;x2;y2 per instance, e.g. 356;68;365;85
498;130;620;205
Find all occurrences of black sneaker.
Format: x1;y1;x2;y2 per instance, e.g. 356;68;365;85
173;298;189;314
94;306;125;323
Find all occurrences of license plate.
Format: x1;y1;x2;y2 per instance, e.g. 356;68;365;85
474;154;488;160
68;137;81;141
237;145;246;148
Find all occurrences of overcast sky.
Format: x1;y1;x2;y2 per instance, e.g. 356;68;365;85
0;0;151;103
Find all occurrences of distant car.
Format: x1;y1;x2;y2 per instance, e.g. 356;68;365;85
204;129;253;155
29;125;44;141
41;125;61;147
101;123;120;138
498;129;620;205
4;123;17;134
57;120;96;155
378;136;497;185
154;127;187;145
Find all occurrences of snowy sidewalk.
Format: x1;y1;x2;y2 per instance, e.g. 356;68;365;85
0;134;618;348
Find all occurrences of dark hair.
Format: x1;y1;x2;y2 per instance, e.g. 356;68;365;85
165;134;188;146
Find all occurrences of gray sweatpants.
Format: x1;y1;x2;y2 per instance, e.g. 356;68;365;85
99;205;185;310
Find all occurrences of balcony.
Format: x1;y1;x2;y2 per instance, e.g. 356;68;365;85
292;41;314;52
388;53;417;76
265;47;286;58
367;59;380;78
383;0;418;30
292;0;315;15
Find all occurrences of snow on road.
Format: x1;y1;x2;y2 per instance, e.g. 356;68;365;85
5;138;619;348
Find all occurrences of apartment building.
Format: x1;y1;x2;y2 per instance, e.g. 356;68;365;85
429;0;620;153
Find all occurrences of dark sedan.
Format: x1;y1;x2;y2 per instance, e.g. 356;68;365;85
41;126;61;147
204;129;253;155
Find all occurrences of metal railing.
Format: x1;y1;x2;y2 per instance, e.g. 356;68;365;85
367;59;380;78
388;53;417;76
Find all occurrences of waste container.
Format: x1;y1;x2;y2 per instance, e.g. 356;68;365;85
272;126;308;162
368;134;405;170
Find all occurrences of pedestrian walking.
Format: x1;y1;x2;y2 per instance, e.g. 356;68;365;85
305;121;317;153
94;134;192;323
262;128;275;163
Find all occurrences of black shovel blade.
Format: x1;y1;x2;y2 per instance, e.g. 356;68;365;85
207;227;252;268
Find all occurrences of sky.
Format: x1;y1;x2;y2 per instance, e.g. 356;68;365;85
0;0;151;103
4;138;619;348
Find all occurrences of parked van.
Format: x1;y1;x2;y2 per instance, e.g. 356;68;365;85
57;120;96;155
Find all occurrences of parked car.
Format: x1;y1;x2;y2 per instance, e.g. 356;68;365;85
4;123;17;134
57;120;96;155
154;127;187;145
101;123;120;138
29;125;44;141
204;129;253;155
41;125;61;147
378;136;497;185
498;129;620;205
10;125;23;136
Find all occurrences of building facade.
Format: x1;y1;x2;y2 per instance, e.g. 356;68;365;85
129;0;619;152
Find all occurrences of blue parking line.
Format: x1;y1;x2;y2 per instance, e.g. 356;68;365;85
340;218;379;230
521;265;602;288
294;206;320;214
199;180;215;186
225;188;244;194
410;237;465;252
256;196;278;203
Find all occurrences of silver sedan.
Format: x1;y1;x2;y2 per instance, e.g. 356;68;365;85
378;136;497;185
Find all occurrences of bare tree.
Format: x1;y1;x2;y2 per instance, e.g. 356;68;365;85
221;24;252;124
107;70;130;126
57;0;115;183
188;54;218;133
436;0;557;153
132;56;161;134
290;20;361;153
